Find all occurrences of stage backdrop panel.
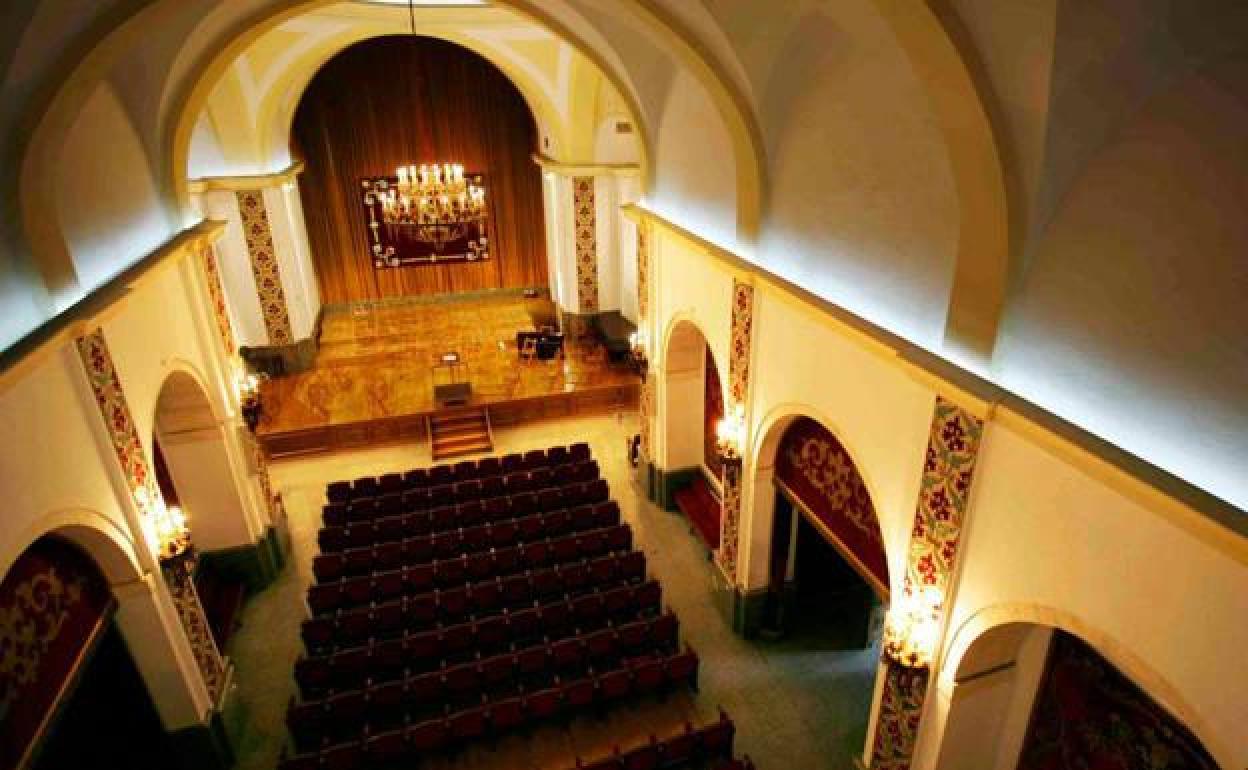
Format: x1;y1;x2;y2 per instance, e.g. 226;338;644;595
292;35;548;303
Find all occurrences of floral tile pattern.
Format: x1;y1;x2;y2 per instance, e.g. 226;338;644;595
74;330;225;701
199;242;235;354
639;376;653;460
718;279;756;583
573;177;599;313
237;190;294;345
870;396;983;769
637;221;649;321
870;663;931;770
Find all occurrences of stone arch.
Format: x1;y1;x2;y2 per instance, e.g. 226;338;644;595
658;315;728;475
0;508;144;589
743;403;890;601
150;367;259;552
939;603;1227;766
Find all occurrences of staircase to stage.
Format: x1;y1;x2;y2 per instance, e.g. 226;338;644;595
429;407;494;460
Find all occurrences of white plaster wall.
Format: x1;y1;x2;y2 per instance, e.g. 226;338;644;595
285;182;321;326
941;422;1248;768
593;176;619;313
746;291;935;594
0;350;137;577
202;190;268;347
263;185;317;340
55;82;174;303
615;175;641;324
996;58;1248;512
161;433;252;551
187;112;231;180
651;69;739;254
100;265;219;459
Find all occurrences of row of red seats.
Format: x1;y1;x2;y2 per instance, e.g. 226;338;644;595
318;479;610;552
290;616;687;749
313;501;621;583
326;443;592;503
302;552;648;653
572;709;740;770
296;583;669;698
309;523;635;615
280;645;700;770
323;459;601;525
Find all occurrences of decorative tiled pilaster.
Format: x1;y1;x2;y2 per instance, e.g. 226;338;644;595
637;221;650;321
74;330;226;702
237;190;293;345
639;377;653;459
869;396;984;770
718;279;756;581
198;242;235;354
573;177;599;313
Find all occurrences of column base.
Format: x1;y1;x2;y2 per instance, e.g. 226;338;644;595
709;570;770;638
197;525;289;594
168;703;234;770
651;465;700;511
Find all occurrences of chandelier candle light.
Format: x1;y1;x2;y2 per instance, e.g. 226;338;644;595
715;403;746;464
362;163;489;266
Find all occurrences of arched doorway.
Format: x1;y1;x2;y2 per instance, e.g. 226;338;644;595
660;319;726;552
153;370;256;650
938;624;1219;770
1;536;169;770
762;416;889;643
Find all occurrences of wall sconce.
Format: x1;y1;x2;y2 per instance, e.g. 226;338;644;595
715;403;746;465
133;487;192;564
629;330;649;380
882;586;944;669
235;369;264;432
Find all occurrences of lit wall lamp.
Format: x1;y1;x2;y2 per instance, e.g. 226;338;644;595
134;487;192;564
882;586;944;669
235;369;264;432
629;330;649;380
715;403;746;466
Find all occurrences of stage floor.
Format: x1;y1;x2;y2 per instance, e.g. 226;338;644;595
256;295;639;448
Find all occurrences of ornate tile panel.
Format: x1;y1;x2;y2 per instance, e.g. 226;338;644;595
163;559;225;701
871;663;931;770
199;242;235;354
729;281;754;403
639;376;653;459
573;177;599;313
74;330;225;701
869;395;984;769
717;279;756;583
636;221;649;321
237;190;293;345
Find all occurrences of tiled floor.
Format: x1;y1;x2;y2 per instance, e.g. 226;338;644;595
225;413;877;770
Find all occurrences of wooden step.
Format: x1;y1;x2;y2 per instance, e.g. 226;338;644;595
430;407;493;461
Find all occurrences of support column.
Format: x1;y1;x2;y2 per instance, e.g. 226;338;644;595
191;164;320;373
73;330;227;704
868;396;986;769
718;278;756;581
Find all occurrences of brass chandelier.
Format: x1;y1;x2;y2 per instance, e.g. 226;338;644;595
363;164;487;254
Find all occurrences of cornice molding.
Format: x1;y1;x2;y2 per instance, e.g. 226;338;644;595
0;220;228;394
187;161;305;193
532;153;641;178
623;203;1247;553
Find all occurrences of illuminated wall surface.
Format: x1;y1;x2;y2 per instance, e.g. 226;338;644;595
0;0;1245;514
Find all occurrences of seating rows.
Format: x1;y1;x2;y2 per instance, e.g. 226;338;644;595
313;501;621;583
290;616;689;749
326;443;592;503
309;523;635;616
318;479;611;552
571;710;745;770
322;459;601;526
296;584;670;698
302;552;649;653
281;645;700;770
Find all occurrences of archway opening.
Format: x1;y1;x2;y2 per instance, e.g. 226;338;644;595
764;416;888;643
661;319;725;552
938;624;1219;770
152;370;250;651
1;536;168;770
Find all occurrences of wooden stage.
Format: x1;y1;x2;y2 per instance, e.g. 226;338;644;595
256;295;640;457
